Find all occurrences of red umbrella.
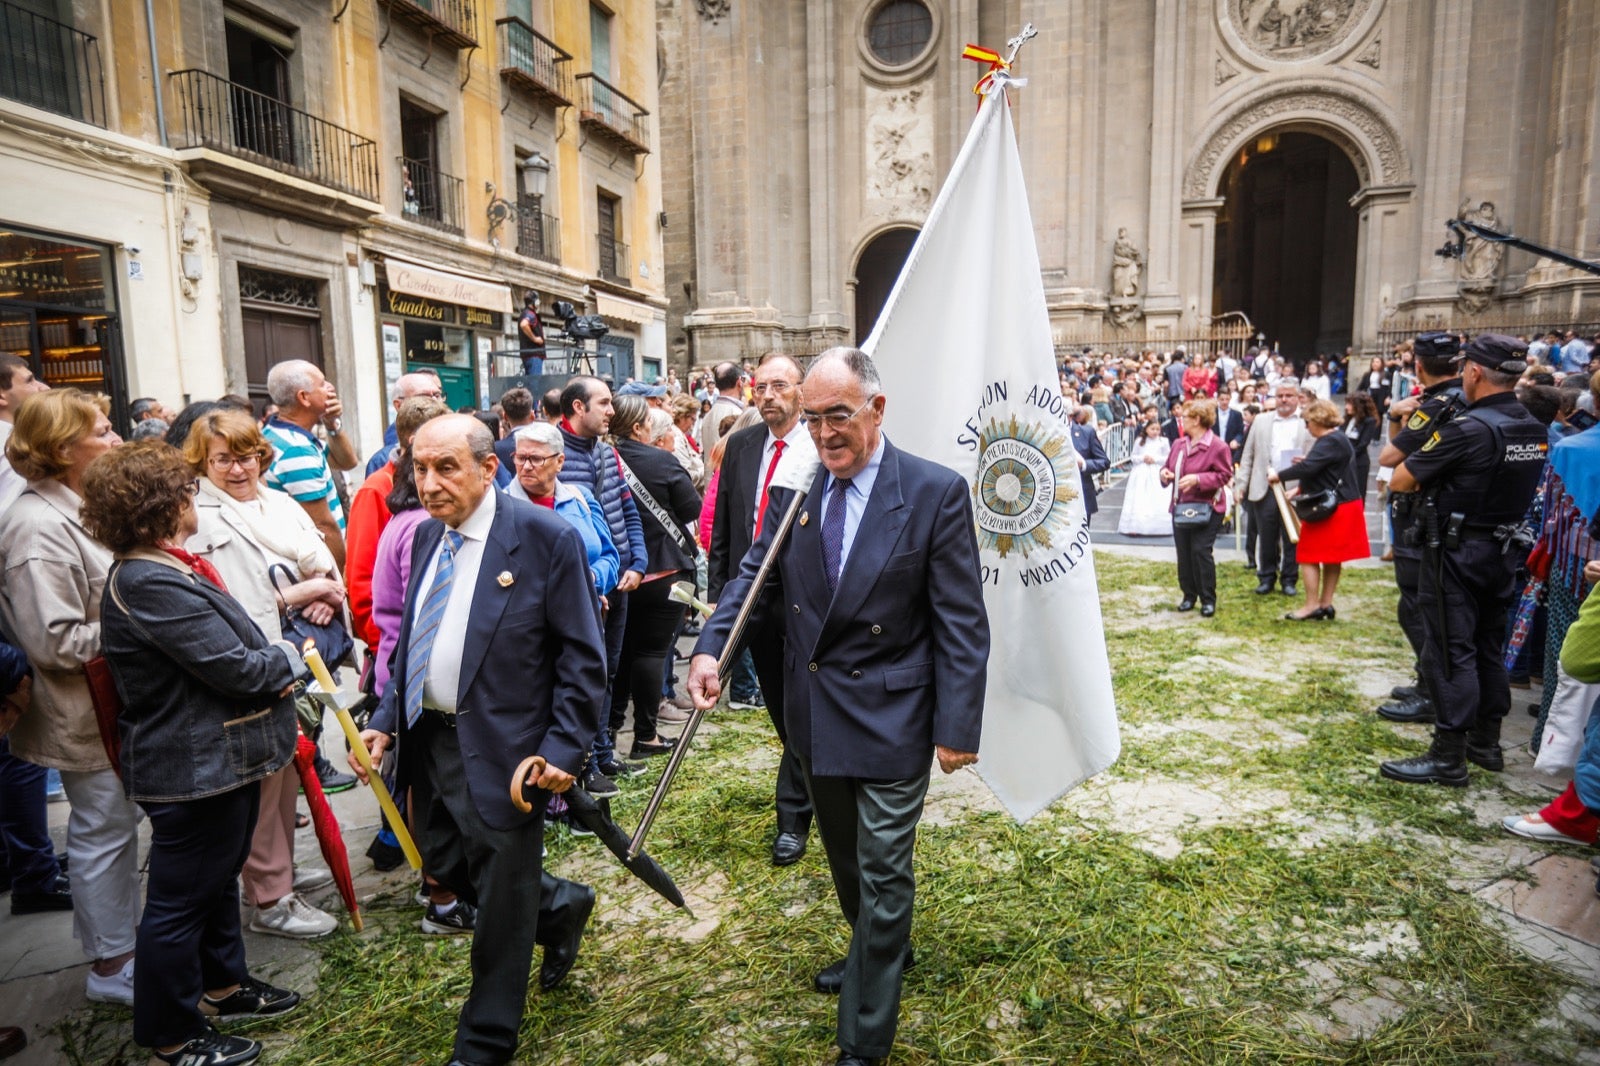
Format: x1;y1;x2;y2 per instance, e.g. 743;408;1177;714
293;734;362;931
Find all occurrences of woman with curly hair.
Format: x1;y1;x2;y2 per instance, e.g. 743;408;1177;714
82;441;308;1066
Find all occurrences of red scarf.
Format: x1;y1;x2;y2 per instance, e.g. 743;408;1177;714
160;546;230;593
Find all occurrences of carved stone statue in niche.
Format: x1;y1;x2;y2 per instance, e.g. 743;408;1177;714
1106;227;1144;327
1232;0;1366;61
1456;199;1503;314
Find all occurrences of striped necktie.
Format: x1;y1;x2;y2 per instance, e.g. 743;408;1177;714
821;477;851;592
405;529;464;729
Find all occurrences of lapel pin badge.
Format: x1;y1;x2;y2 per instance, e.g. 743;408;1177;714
497;571;515;587
799;511;810;526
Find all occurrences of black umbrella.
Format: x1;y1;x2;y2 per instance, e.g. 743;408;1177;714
511;755;688;911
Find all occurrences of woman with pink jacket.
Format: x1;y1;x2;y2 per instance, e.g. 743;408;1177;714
1160;398;1235;617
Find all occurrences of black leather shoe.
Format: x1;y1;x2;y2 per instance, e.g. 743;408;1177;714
10;874;72;914
835;1054;882;1066
771;831;806;867
1376;695;1435;724
1199;603;1216;617
815;946;915;994
1176;599;1196;612
1253;578;1275;595
1280;582;1297;597
539;884;595;991
1466;716;1505;772
1380;730;1469;787
0;1025;26;1059
1390;682;1421;701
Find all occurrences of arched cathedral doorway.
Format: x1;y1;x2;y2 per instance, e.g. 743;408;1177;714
1212;131;1359;368
853;227;918;345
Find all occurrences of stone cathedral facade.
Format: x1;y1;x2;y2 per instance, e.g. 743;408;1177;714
658;0;1600;367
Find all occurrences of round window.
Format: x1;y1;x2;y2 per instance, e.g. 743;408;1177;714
867;0;933;67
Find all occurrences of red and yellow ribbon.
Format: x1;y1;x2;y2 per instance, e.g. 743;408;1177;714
961;43;1007;96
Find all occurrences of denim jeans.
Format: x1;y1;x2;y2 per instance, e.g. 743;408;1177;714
729;648;762;705
0;737;62;893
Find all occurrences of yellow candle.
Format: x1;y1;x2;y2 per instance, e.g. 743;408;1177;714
298;642;422;871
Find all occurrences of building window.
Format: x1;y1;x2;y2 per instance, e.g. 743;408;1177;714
596;192;627;284
866;1;933;66
398;98;463;234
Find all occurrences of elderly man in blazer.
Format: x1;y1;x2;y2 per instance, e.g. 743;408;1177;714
354;415;606;1066
1238;377;1313;596
708;352;816;866
689;349;990;1066
1068;409;1110;523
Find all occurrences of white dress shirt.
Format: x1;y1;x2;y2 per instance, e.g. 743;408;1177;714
411;489;497;714
753;422;814;526
823;436;887;572
0;422;23;514
1269;414;1306;471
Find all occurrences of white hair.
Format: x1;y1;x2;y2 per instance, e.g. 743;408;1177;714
266;360;323;407
645;408;674;441
513;421;564;454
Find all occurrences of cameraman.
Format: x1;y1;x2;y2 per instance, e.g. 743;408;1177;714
519;291;546;377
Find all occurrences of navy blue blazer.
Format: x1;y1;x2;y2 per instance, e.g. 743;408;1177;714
371;494;607;830
1215;408;1244;456
1069;422;1110;517
694;439;989;780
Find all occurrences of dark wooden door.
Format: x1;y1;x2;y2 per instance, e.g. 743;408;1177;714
242;307;322;409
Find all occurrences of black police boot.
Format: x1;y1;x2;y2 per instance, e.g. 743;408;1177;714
1376;695;1435;724
1380;729;1470;787
1389;679;1421;701
1466;716;1505;772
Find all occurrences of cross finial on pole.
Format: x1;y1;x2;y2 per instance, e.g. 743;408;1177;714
1005;23;1038;66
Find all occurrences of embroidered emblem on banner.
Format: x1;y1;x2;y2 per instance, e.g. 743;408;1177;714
972;416;1077;559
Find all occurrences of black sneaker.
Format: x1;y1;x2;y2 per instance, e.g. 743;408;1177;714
420;900;477;935
199;977;300;1022
314;753;357;795
365;832;404;872
582;766;620;799
562;812;596;839
150;1026;260;1065
597;758;646;780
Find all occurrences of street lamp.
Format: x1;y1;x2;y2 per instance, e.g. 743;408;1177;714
487;151;552;244
519;151;550;200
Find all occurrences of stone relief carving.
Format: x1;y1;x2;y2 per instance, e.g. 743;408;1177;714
1456;199;1503;314
1183;87;1406;199
1354;36;1381;69
1215;54;1240;86
1229;0;1373;62
865;87;933;213
1107;228;1144;326
694;0;730;24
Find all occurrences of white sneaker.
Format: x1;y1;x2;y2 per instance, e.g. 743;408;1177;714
250;893;337;939
85;958;134;1005
1501;814;1591;846
291;866;334;892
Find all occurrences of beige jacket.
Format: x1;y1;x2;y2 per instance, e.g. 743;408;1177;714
0;479;114;771
1237;411;1314;503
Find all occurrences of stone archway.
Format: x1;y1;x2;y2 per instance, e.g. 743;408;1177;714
852;226;919;345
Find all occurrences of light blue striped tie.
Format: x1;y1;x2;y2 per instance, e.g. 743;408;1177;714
405;530;463;729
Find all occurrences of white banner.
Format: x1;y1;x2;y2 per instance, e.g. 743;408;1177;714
866;89;1120;821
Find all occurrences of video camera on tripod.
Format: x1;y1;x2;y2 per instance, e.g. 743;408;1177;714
548;300;610;342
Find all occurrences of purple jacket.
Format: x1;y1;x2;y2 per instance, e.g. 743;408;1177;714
370;507;431;694
1162;431;1234;514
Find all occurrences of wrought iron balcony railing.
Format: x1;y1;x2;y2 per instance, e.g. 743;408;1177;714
0;0;106;127
575;73;650;156
399;155;465;235
597;235;629;284
517;197;560;264
169;70;378;200
376;0;477;49
496;18;572;107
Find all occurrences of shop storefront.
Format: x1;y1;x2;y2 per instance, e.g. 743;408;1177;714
0;222;127;426
376;257;514;413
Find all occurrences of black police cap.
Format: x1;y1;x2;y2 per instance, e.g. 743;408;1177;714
1461;333;1529;374
1413;331;1460;360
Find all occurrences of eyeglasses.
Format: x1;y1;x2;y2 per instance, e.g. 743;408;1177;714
514;452;559;467
207;453;261;471
752;381;796;396
800;395;877;431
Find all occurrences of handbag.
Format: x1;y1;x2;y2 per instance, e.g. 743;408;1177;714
1170;445;1217;530
1292;489;1339;524
269;563;354;668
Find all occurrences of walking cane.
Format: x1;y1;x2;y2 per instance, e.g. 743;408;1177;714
628;453;819;860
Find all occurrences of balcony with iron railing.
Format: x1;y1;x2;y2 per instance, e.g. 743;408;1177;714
376;0;477;49
516;197;560;264
597;234;629;285
496;19;572;108
575;73;649;156
0;0;106;127
399;156;465;235
169;70;378;201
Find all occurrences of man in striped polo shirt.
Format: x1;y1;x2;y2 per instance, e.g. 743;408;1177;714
262;360;358;570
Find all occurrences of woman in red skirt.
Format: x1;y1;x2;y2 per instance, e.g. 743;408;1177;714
1269;399;1369;620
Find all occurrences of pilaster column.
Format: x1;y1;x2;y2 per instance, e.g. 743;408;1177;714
1350;184;1415;351
1143;0;1186;331
1180;198;1225;329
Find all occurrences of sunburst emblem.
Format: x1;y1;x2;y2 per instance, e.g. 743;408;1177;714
972;416;1078;558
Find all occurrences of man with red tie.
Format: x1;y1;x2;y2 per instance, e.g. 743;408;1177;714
707;353;816;866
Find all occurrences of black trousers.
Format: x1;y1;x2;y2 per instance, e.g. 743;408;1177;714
1251;496;1297;582
744;619;813;837
592;590;629;766
1416;540;1516;734
134;783;258;1049
1174;511;1223;606
1392;546;1426;667
609;573;688;742
0;736;60;894
413;719;547;1065
799;754;929;1059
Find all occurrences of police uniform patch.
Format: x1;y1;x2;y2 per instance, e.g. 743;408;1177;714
1421;431;1441;452
1407;411;1431;431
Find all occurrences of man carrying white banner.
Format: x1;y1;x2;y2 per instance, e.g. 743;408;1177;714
865;46;1120;821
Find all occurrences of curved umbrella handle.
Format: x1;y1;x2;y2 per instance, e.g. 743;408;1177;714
510;754;548;814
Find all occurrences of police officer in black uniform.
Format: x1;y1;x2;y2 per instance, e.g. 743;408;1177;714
1380;335;1549;786
1374;333;1468;723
